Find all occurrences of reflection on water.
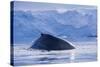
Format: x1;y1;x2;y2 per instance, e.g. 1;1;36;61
13;42;97;66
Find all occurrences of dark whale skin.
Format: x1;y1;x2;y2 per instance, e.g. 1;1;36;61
31;33;75;51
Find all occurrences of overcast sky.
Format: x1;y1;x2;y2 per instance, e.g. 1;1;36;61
12;1;97;11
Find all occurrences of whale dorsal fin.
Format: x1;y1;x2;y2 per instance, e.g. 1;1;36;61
41;33;44;36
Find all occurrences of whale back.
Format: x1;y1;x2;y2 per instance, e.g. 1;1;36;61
31;33;75;51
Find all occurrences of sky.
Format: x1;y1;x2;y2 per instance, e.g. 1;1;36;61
12;1;97;11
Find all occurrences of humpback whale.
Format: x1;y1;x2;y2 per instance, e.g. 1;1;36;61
30;33;75;51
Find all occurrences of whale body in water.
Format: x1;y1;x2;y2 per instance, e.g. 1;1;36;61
30;33;75;51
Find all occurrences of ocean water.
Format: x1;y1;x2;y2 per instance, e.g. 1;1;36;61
13;41;97;66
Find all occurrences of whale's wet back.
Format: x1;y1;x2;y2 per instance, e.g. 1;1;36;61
31;33;75;51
